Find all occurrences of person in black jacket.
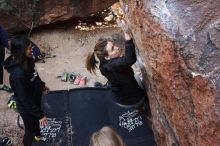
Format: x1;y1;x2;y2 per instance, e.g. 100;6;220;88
86;19;144;107
4;35;49;146
0;25;12;92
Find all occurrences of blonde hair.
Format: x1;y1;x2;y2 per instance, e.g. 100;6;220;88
90;126;125;146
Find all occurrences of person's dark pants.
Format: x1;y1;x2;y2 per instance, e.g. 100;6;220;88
19;111;41;146
0;44;5;85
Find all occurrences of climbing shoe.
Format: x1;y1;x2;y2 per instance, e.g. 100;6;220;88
78;76;87;87
0;137;12;146
0;84;12;93
60;72;68;82
69;73;76;84
34;136;42;141
94;82;103;87
7;95;16;109
73;74;82;85
34;136;46;142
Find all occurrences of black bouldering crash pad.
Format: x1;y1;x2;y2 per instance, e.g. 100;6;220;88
32;88;156;146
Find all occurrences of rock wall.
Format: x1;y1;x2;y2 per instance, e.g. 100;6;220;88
119;0;220;146
0;0;117;33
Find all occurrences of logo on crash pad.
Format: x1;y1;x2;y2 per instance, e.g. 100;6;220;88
40;118;62;141
119;110;143;132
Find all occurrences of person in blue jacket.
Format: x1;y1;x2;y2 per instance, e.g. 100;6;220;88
0;25;12;92
4;35;49;146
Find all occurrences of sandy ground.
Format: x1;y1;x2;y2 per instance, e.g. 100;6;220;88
0;27;122;145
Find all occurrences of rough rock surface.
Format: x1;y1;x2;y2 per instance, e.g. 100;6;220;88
0;0;117;33
119;0;220;146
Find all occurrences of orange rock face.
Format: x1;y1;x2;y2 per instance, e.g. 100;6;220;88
119;0;220;146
